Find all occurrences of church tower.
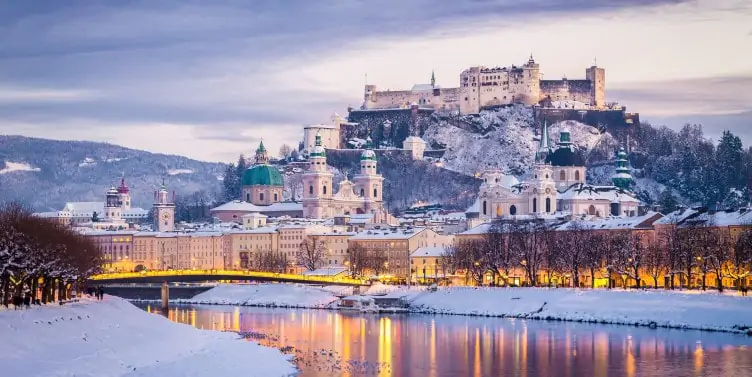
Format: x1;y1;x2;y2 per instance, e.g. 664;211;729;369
117;175;131;211
353;136;385;213
302;132;334;218
104;186;122;222
153;180;175;232
535;120;551;163
525;164;557;215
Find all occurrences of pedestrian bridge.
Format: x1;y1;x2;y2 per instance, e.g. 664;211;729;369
89;269;369;287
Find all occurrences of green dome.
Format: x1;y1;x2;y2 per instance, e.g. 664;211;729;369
241;164;284;187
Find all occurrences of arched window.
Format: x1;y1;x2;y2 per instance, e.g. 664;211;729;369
545;197;551;213
323;185;327;195
373;188;377;197
533;198;537;213
259;192;264;201
246;193;250;202
482;201;487;215
560;170;565;181
588;205;596;215
274;193;278;201
309;185;314;195
496;206;502;217
575;170;581;181
510;205;517;216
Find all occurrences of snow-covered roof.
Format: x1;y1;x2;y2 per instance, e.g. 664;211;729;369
63;201;102;213
411;84;435;92
404;136;426;144
350;227;426;240
242;213;267;218
304;124;337;130
225;227;279;234
558;184;639;203
459;222;492;235
556;212;663;231
683;209;752;227
653;208;700;225
301;267;347;277
465;198;480;214
411;246;446;258
211;200;303;213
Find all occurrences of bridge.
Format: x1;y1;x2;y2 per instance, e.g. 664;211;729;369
89;269;369;287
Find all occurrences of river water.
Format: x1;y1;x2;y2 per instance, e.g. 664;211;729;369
137;304;752;377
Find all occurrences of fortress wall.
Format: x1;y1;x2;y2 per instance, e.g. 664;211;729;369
367;88;460;110
535;107;638;131
540;79;594;104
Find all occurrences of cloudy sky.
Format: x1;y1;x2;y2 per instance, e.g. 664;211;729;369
0;0;750;162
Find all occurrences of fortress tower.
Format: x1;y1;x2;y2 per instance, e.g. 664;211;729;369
586;65;605;108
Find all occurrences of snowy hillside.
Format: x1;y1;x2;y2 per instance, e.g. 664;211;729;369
0;135;224;211
424;106;614;176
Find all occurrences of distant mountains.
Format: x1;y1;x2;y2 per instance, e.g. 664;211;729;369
0;135;225;211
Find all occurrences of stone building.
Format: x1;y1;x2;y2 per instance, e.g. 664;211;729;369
241;140;284;206
362;56;606;114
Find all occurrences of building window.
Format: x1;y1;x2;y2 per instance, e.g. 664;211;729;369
245;193;250;202
533;198;537;213
360;188;364;196
575;170;581;181
373;188;377;197
510;205;517;216
545;197;551;213
260;192;264;201
588;205;596;215
482;201;487;215
309;185;314;195
560;170;565;181
323;185;327;195
274;193;278;201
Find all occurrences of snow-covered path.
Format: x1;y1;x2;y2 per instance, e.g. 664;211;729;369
0;296;296;377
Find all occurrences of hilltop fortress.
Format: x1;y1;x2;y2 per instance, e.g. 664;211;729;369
363;55;608;114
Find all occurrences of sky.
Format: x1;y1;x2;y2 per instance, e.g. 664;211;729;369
0;0;750;162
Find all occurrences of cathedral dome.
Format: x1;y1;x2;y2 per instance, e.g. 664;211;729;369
545;147;585;167
241;165;284;187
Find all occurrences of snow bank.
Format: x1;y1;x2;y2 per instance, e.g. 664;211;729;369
183;283;339;308
0;161;41;174
410;287;752;334
0;297;296;377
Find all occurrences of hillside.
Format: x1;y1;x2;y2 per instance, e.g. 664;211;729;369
0;135;224;211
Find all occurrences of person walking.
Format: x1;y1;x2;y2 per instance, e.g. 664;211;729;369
23;292;31;308
97;286;104;300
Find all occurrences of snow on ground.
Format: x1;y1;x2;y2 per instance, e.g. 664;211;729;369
408;287;752;334
0;296;296;377
0;161;41;174
423;107;603;177
183;283;339;308
167;169;194;175
78;157;98;167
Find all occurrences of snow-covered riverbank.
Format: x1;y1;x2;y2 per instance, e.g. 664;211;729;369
179;283;752;335
0;296;297;377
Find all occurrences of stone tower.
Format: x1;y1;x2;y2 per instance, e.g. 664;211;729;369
302;132;334;218
153;180;175;232
535;119;551;163
353;136;384;213
522;54;541;105
525;164;557;215
586;65;606;108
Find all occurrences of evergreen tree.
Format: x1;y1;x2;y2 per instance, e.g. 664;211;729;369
714;130;745;194
658;189;679;214
234;154;247;199
91;211;99;222
222;163;237;202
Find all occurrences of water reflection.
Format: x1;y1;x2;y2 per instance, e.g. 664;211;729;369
140;304;752;377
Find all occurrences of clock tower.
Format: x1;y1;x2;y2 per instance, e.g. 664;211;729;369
153;180;175;232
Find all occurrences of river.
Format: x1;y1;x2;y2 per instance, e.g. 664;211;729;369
136;304;752;377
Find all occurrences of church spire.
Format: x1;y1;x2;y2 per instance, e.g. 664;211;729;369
430;70;436;88
535;119;551;162
611;146;633;190
255;138;269;164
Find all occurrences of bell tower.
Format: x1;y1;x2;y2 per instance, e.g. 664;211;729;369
302;132;333;218
353;136;384;212
153;179;175;232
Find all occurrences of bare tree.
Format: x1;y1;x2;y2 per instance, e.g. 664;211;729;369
297;236;327;271
699;225;730;292
541;228;565;287
656;214;685;289
725;227;752;290
254;251;288;273
613;231;649;289
484;221;517;286
346;243;368;278
509;218;547;287
441;239;485;285
279;144;293;160
642;242;666;288
581;231;606;289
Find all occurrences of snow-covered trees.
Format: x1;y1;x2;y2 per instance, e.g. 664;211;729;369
0;203;101;305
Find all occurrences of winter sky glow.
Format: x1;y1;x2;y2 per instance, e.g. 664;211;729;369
0;0;750;162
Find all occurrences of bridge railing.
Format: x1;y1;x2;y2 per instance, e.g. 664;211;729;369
90;269;368;286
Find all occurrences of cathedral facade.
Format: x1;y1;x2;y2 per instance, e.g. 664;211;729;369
302;133;386;219
475;122;639;220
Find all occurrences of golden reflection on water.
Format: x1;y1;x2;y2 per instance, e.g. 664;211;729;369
143;305;752;377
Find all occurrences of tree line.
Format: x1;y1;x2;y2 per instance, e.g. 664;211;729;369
443;217;752;291
0;203;102;306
